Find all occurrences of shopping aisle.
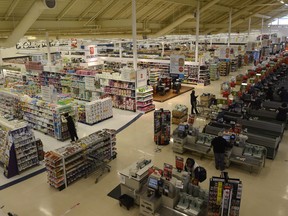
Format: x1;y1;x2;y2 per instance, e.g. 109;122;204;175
0;71;288;216
0;108;141;189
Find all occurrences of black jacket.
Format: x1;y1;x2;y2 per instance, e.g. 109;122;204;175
190;93;198;104
276;106;288;121
211;136;229;153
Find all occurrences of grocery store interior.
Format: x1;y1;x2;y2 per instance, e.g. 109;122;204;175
0;0;288;216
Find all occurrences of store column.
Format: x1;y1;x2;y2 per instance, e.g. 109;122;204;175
195;0;200;63
228;8;232;47
132;0;137;71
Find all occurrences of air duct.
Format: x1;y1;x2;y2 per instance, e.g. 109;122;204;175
0;0;50;48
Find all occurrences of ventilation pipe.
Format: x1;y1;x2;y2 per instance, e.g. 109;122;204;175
0;0;50;48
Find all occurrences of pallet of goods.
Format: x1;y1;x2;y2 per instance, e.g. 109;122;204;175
172;104;188;125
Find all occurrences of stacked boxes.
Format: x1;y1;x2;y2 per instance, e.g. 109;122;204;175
82;98;113;125
172;104;188;125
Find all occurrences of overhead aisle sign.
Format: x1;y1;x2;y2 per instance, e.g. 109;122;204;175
170;55;185;74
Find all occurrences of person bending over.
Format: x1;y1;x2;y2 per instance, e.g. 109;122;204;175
62;113;79;142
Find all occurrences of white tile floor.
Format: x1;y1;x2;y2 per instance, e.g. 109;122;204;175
1;69;288;216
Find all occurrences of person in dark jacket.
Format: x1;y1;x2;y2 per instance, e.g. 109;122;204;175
211;135;230;171
276;103;288;122
190;90;199;114
62;113;79;142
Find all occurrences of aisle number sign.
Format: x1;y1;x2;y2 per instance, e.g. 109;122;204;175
170;55;185;74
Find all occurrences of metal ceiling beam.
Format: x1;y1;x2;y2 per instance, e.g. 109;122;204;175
111;1;131;19
146;3;174;21
214;0;274;34
57;0;79;21
253;14;271;19
4;0;20;21
78;1;101;21
151;13;194;38
0;0;48;48
85;0;115;26
160;0;195;6
206;0;261;30
138;1;165;20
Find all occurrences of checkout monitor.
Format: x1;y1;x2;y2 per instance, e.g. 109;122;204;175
223;135;230;142
148;177;159;190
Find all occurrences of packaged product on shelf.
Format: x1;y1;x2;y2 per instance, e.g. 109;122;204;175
45;129;116;190
0;120;42;178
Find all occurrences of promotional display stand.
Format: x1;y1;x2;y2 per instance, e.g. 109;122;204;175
154;109;171;145
208;172;242;216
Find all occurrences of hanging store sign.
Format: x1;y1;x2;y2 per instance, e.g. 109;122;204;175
170;55;185;74
136;69;147;88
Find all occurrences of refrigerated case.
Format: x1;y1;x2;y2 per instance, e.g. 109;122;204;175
154;109;171;145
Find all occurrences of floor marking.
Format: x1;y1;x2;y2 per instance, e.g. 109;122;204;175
61;203;80;216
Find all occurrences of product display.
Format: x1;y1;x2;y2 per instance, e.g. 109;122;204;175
96;73;136;112
136;86;155;113
78;97;113;125
208;172;242;216
198;65;210;86
45;129;116;190
172;104;188;125
209;63;220;81
0;91;22;120
154;109;171;145
0;121;41;178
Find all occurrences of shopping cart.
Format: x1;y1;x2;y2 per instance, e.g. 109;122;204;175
85;154;111;183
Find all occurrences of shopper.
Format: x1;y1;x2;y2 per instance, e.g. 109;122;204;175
211;135;230;171
190;90;199;114
62;113;79;142
265;88;274;101
276;103;288;122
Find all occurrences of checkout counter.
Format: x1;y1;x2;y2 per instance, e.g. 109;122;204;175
119;159;209;216
172;123;266;173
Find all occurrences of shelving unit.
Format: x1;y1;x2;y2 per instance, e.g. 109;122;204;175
198;65;210;86
182;65;199;85
78;97;113;125
45;129;116;190
154;109;171;145
40;71;62;93
0;91;22;120
21;99;56;138
54;105;76;141
149;69;160;86
209;63;220;81
3;68;23;83
219;60;231;76
96;74;136;112
136;86;155;113
0;121;41;178
230;59;238;72
208;173;242;216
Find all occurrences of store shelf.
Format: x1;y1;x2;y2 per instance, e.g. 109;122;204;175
45;129;116;190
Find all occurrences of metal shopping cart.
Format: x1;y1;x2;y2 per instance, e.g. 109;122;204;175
85;154;111;183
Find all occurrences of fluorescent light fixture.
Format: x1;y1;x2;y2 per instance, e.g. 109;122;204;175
280;0;284;3
256;73;261;76
285;3;288;6
241;83;248;86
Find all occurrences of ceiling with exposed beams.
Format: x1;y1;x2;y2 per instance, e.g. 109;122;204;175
0;0;287;43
